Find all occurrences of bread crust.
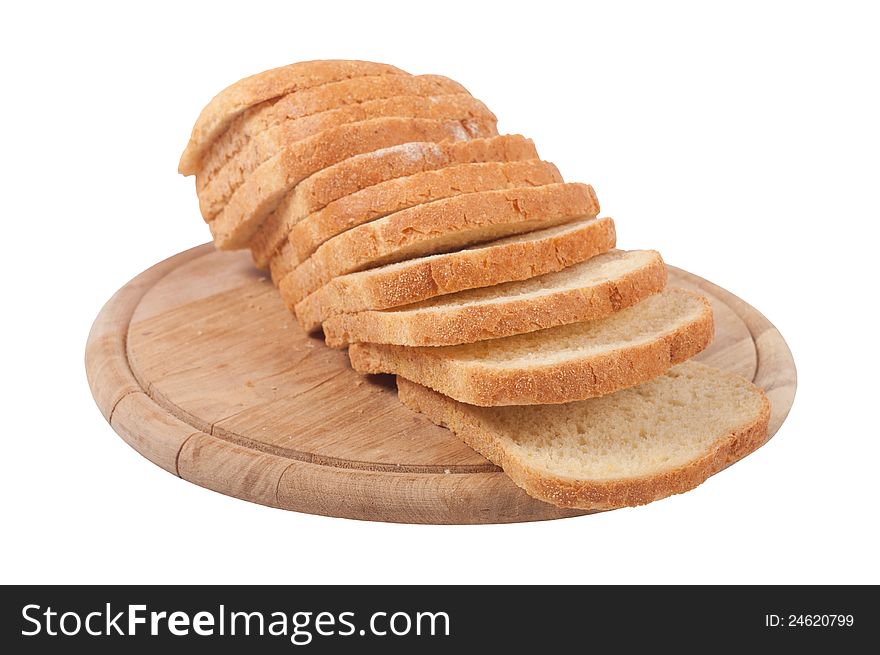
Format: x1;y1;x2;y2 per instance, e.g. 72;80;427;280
282;182;599;306
396;366;771;510
288;159;563;267
251;135;540;269
209;116;497;249
323;250;667;347
348;292;714;405
270;242;297;284
198;74;467;192
198;94;498;220
179;60;407;174
292;217;617;332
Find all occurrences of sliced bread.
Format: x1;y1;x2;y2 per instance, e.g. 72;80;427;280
251;135;540;269
179;60;408;175
288;159;563;267
281;182;599;306
292;217;617;332
349;288;714;406
209;116;497;249
396;361;770;510
271;241;305;285
199;93;497;220
198;74;468;192
323;249;667;347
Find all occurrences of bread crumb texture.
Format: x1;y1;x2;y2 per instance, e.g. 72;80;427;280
398;361;770;509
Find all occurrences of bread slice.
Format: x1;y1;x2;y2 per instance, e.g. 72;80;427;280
397;361;770;510
323;249;667;347
270;244;297;286
282;182;599;306
349;288;713;406
199;94;497;220
209;116;497;249
292;216;617;332
251;135;540;269
179;60;408;175
288;159;563;267
198;74;468;192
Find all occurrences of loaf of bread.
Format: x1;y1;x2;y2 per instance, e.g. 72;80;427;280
179;60;772;513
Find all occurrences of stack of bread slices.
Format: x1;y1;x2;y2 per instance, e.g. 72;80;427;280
180;60;771;511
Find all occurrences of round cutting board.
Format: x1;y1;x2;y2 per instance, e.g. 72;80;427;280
85;244;796;524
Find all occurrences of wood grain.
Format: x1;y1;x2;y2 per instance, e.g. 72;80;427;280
85;246;796;523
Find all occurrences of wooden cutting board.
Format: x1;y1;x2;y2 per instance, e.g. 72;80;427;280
86;244;796;524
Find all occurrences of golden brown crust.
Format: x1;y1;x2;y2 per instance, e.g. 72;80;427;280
179;60;408;175
251;135;540;269
198;94;498;221
292;217;617;331
208;116;497;250
322;251;667;347
283;183;600;306
289;159;563;267
396;370;771;510
348;293;714;405
198;73;467;193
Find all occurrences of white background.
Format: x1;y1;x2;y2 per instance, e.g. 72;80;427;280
1;1;878;585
